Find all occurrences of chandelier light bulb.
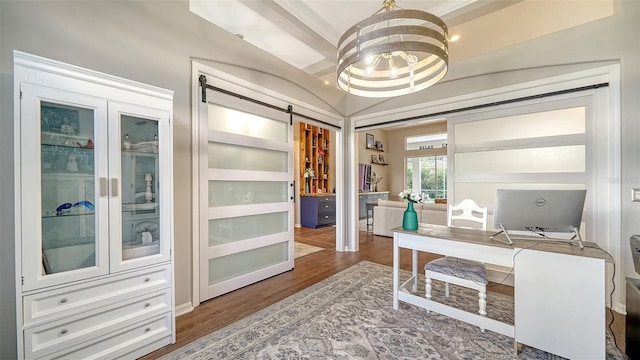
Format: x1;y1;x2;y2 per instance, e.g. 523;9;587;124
365;55;375;65
388;58;397;78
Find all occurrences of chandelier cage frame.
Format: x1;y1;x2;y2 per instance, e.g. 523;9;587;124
336;5;449;98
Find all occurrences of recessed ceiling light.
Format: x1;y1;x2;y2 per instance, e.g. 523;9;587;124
449;34;461;42
323;80;330;86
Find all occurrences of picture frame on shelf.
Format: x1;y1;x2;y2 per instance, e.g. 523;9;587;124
371;154;378;163
366;133;375;149
378;154;385;164
375;140;383;151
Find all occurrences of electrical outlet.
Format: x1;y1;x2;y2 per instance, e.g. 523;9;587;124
633;188;640;202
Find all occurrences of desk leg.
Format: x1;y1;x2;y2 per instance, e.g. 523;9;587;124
412;249;418;293
393;234;399;310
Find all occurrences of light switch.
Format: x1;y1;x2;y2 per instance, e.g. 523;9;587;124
633;188;640;202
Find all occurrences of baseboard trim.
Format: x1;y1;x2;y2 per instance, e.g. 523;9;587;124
175;302;194;317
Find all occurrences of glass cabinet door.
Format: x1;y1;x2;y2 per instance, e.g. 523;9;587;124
109;103;171;272
20;84;109;291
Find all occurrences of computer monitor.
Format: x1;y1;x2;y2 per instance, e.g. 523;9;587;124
491;189;587;248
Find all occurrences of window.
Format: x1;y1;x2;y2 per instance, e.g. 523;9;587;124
406;155;447;200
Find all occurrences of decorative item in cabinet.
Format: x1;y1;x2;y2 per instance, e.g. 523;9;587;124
14;51;174;360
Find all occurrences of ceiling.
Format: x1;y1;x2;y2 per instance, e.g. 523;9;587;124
189;0;520;87
189;0;616;95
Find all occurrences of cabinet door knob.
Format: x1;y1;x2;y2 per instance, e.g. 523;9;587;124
145;303;151;308
145;327;151;332
144;277;151;282
60;329;68;335
59;298;68;304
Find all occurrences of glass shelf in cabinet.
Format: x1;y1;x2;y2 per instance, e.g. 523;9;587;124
41;131;93;148
122;202;159;211
42;211;95;219
41;142;94;151
121;141;159;154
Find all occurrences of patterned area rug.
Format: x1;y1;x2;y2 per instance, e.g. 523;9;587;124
161;261;623;359
294;242;325;259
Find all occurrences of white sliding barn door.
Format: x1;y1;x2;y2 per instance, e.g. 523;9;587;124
199;88;294;301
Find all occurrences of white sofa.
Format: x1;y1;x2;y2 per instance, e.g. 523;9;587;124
372;199;448;237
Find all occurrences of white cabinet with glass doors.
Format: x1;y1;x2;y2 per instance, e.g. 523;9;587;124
14;51;174;359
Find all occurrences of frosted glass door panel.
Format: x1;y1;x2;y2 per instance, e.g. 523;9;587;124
40;102;97;275
209;212;288;246
455;146;585;174
208;104;288;142
120;116;160;261
208;242;289;285
201;86;293;301
449;99;593;238
208;143;287;172
208;181;287;207
455;107;585;144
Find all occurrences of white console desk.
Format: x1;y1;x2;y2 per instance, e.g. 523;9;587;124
392;224;613;359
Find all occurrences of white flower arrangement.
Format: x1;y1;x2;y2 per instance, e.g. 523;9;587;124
399;189;422;203
304;168;315;178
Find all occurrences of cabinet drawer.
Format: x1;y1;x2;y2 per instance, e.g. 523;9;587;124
25;289;171;359
317;213;336;225
48;313;172;360
317;196;335;204
23;265;171;326
317;201;335;212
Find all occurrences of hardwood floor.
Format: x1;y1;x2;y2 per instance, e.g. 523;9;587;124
141;227;627;359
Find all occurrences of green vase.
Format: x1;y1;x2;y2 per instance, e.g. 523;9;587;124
402;202;419;230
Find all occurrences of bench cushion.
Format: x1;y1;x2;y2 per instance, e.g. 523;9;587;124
425;257;488;285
